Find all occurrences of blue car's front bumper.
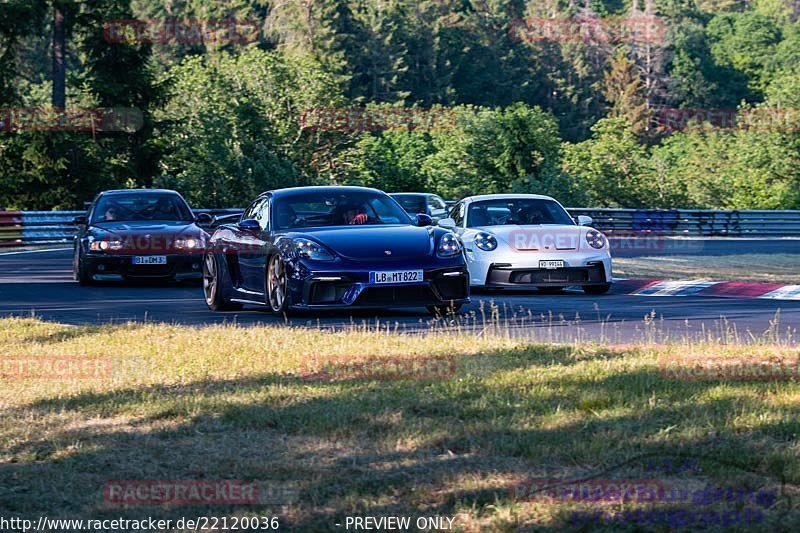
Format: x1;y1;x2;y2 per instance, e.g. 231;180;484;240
287;257;470;310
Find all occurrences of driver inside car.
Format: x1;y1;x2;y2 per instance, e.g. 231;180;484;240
103;206;119;221
516;205;546;225
340;202;369;225
276;204;297;228
152;198;178;220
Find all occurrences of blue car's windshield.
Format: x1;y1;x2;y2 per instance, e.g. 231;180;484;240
91;193;194;224
467;199;574;228
274;191;413;230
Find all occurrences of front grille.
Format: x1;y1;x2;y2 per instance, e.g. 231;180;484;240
432;276;468;300
509;269;589;284
309;282;352;304
124;264;176;277
488;262;606;285
355;285;437;306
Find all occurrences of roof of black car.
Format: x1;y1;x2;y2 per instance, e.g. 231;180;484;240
99;189;180;195
269;186;382;198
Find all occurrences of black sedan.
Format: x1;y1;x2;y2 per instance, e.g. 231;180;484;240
203;186;470;315
72;189;212;284
390;192;450;223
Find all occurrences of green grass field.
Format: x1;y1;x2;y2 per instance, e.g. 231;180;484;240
1;318;799;531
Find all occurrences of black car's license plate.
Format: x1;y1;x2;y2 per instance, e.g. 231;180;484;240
133;256;167;265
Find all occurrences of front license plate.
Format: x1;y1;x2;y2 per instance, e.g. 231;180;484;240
370;270;424;284
133;256;167;265
539;260;564;270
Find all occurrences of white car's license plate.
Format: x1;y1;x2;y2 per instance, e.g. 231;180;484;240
133;256;167;265
370;270;424;284
539;260;564;269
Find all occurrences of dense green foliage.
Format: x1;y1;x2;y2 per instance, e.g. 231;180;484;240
0;0;798;209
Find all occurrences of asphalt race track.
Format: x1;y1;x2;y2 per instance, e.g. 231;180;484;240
1;248;798;344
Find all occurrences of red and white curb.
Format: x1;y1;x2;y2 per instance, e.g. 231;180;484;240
613;279;800;300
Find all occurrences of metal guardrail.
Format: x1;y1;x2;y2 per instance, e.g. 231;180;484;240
0;209;243;247
2;208;800;247
566;209;800;236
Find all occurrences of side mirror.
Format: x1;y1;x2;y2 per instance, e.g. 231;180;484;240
437;217;456;230
238;218;261;232
72;215;88;225
195;212;213;224
416;213;433;227
576;215;593;226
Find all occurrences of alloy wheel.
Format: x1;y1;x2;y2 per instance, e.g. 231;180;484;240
267;254;287;312
203;252;217;305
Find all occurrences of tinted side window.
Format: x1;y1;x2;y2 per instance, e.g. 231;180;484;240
255;197;270;230
243;197;264;221
430;196;446;210
450;202;465;226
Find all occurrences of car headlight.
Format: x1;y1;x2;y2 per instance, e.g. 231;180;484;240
293;237;334;261
437;233;462;257
89;239;122;251
586;230;607;249
175;237;205;249
474;232;497;251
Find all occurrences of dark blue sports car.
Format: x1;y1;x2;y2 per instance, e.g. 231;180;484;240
203;186;470;315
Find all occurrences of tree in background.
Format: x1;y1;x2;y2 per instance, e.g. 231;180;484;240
707;10;783;95
561;118;658;208
155;49;342;207
424;103;567;201
602;48;651;137
339;127;434;192
1;0;158;210
2;0;800;210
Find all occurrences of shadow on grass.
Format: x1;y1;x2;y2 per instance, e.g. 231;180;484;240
1;348;799;531
17;323;147;345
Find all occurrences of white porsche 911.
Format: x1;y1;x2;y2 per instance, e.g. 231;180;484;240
438;194;612;294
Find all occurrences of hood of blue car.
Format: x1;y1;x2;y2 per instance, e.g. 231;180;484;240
297;225;433;260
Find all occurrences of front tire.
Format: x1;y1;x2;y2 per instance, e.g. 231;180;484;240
74;248;94;286
266;253;291;315
583;283;611;295
203;251;242;311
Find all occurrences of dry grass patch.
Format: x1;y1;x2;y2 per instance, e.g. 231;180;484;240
1;318;799;531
